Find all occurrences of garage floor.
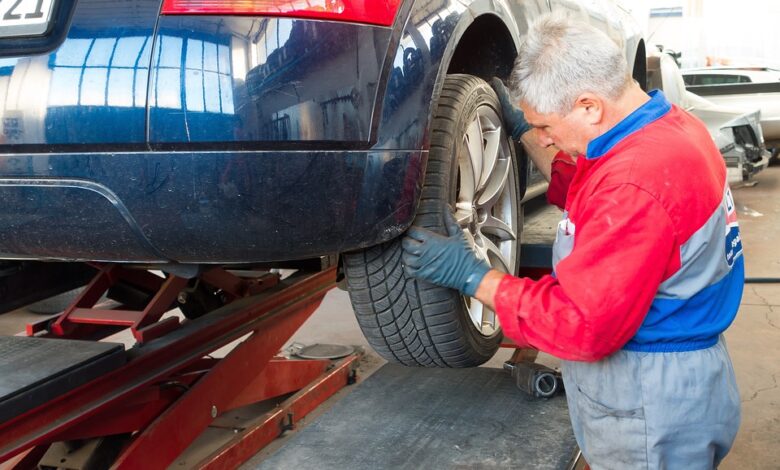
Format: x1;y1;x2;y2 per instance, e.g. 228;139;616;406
256;164;780;469
2;165;780;468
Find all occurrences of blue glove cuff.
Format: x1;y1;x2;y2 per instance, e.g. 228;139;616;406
511;121;532;141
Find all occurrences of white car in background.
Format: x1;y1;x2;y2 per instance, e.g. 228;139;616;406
682;67;780;152
682;67;780;86
648;54;771;184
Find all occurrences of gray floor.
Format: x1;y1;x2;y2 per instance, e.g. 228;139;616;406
252;164;780;469
256;364;576;470
720;165;780;468
2;165;780;468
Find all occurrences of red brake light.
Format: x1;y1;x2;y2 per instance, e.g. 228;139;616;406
161;0;402;27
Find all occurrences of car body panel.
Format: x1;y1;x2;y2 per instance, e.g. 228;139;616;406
686;86;780;148
686;93;763;144
683;67;780;148
682;67;780;85
372;0;546;151
148;18;390;144
648;54;770;183
685;92;769;182
0;0;160;146
0;149;421;262
0;0;644;264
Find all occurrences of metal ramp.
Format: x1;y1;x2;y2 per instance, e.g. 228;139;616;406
254;363;577;470
0;336;124;424
1;267;362;470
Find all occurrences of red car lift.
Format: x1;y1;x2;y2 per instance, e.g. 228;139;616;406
0;264;359;469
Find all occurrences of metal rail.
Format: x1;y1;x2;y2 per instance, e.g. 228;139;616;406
0;266;357;470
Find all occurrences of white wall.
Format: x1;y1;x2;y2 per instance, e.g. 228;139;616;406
619;0;780;69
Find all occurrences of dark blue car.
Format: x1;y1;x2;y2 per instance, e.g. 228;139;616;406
0;0;645;366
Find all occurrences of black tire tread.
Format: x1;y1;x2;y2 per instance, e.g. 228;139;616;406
344;74;513;367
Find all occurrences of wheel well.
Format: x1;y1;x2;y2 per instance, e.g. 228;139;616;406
633;39;647;90
447;15;516;80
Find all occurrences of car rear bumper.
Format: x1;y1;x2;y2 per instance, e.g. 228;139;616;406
0;149;423;263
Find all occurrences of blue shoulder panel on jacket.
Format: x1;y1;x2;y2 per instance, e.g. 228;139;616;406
586;89;672;159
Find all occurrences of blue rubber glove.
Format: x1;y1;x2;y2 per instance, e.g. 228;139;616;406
490;77;531;141
402;211;491;297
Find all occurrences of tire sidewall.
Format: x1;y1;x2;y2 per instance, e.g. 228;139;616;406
415;74;522;355
343;74;523;367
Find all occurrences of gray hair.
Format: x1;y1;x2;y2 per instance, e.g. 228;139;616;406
508;13;631;115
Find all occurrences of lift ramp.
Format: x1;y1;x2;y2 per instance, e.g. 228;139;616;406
252;363;578;470
0;336;125;424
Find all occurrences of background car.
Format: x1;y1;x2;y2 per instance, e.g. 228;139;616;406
682;67;780;85
0;0;645;367
682;69;780;153
648;53;770;184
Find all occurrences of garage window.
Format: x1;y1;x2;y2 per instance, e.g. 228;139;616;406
49;36;151;108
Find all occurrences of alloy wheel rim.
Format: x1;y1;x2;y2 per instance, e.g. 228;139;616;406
455;104;518;337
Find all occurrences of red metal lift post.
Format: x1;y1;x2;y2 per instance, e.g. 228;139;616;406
0;265;359;469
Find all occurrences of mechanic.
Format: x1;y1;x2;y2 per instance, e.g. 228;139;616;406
402;14;742;469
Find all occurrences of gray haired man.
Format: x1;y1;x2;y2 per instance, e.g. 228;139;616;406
402;14;742;469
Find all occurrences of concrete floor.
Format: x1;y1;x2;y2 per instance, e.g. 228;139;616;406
267;164;780;468
719;164;780;468
2;165;780;468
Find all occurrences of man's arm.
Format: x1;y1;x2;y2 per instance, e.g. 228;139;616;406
491;76;561;182
474;269;503;310
401;184;675;361
476;184;676;361
520;130;559;182
520;131;577;209
490;77;576;203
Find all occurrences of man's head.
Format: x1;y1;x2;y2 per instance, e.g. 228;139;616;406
508;14;633;156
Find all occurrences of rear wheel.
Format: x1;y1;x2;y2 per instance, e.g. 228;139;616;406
344;74;523;367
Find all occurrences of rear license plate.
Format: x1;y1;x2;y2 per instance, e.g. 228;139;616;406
0;0;56;38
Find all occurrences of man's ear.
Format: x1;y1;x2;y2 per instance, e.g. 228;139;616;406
574;93;603;126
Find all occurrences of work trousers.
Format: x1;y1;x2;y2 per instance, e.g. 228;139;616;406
562;337;741;470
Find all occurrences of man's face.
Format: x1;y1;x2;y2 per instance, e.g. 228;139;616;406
520;97;600;156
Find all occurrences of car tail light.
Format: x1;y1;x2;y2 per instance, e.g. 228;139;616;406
161;0;402;27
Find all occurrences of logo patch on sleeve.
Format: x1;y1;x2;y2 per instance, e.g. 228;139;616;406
725;227;742;268
723;186;742;267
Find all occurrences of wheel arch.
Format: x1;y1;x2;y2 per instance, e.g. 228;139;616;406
427;1;524;130
445;13;519;81
418;8;525;222
368;0;645;237
368;1;526;235
372;0;524;150
632;38;648;90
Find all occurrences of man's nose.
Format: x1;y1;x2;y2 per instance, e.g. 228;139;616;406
539;133;555;147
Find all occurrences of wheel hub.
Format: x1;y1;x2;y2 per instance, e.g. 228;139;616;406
456;104;519;337
468;206;479;234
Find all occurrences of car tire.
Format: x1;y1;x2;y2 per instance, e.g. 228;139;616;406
344;74;523;367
